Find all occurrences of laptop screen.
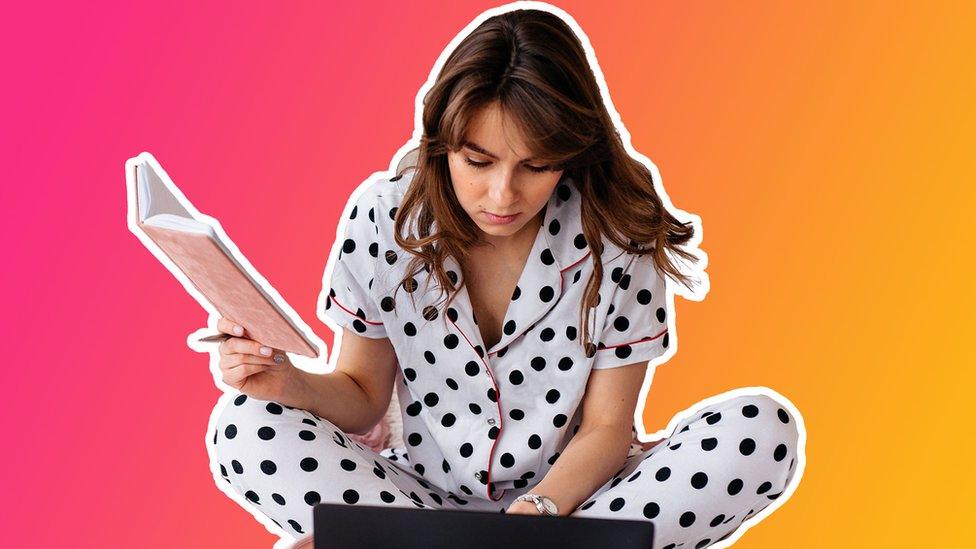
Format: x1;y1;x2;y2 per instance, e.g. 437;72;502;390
313;503;654;548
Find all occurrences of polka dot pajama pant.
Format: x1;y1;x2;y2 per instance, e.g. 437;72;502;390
209;391;802;548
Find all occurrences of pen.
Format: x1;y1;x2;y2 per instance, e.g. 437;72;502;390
196;331;286;363
197;332;234;343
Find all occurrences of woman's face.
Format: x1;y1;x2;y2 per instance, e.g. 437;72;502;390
447;102;564;244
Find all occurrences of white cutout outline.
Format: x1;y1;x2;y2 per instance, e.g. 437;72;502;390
123;2;806;546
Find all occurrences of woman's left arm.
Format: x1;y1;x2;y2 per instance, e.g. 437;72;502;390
508;361;651;516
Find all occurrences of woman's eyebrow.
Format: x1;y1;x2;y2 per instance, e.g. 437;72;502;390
462;140;537;162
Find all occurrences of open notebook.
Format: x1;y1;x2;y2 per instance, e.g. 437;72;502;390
126;152;320;358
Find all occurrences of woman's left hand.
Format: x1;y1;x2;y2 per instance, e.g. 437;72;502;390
506;500;544;516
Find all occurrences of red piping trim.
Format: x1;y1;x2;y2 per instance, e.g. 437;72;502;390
329;295;384;325
448;315;507;502
486;251;591;358
482;356;505;502
450;252;593;500
598;328;668;350
562;251;591;272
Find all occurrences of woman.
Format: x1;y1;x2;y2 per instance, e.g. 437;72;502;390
208;7;804;548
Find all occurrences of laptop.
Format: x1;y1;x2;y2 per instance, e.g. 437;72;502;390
313;503;654;548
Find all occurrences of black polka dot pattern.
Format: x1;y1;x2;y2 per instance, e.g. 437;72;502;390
321;179;389;339
212;394;448;537
209;390;801;547
592;252;671;370
570;392;802;548
291;171;800;547
319;172;680;502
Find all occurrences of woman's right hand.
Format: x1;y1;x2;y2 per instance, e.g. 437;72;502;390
215;316;306;404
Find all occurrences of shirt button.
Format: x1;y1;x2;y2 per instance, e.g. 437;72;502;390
475;471;485;481
487;418;496;426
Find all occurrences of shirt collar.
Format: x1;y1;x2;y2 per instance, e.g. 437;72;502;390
443;176;592;357
540;176;590;272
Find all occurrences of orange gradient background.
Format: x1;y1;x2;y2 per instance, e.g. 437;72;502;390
2;1;972;547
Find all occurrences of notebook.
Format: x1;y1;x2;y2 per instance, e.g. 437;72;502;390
312;503;654;548
125;152;320;358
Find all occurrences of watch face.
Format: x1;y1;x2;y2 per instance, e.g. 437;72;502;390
541;498;558;515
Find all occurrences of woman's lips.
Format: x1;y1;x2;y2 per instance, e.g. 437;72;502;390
483;211;521;225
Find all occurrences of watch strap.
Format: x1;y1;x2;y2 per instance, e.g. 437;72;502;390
515;493;559;516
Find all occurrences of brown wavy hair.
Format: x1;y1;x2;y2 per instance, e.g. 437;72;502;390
391;8;699;353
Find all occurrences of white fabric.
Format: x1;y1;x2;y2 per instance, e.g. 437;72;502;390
320;170;672;502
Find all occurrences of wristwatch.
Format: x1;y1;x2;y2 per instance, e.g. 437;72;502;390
513;493;559;516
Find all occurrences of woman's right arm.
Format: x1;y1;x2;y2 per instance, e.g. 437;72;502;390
291;329;399;435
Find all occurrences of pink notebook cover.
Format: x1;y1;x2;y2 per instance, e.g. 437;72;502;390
135;165;320;358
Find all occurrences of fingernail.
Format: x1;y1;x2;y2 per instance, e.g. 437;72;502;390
260;346;272;356
233;325;244;336
273;354;285;364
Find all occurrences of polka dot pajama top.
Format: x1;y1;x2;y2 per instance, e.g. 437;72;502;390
209;169;804;548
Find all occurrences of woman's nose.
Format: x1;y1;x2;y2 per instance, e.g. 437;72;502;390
487;171;519;208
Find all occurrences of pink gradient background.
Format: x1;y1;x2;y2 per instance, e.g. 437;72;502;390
3;1;973;547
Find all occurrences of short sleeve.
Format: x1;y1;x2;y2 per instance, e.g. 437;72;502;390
320;183;388;339
592;252;671;369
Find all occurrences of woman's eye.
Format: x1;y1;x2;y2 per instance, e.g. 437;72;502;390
464;157;490;169
462;156;551;173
